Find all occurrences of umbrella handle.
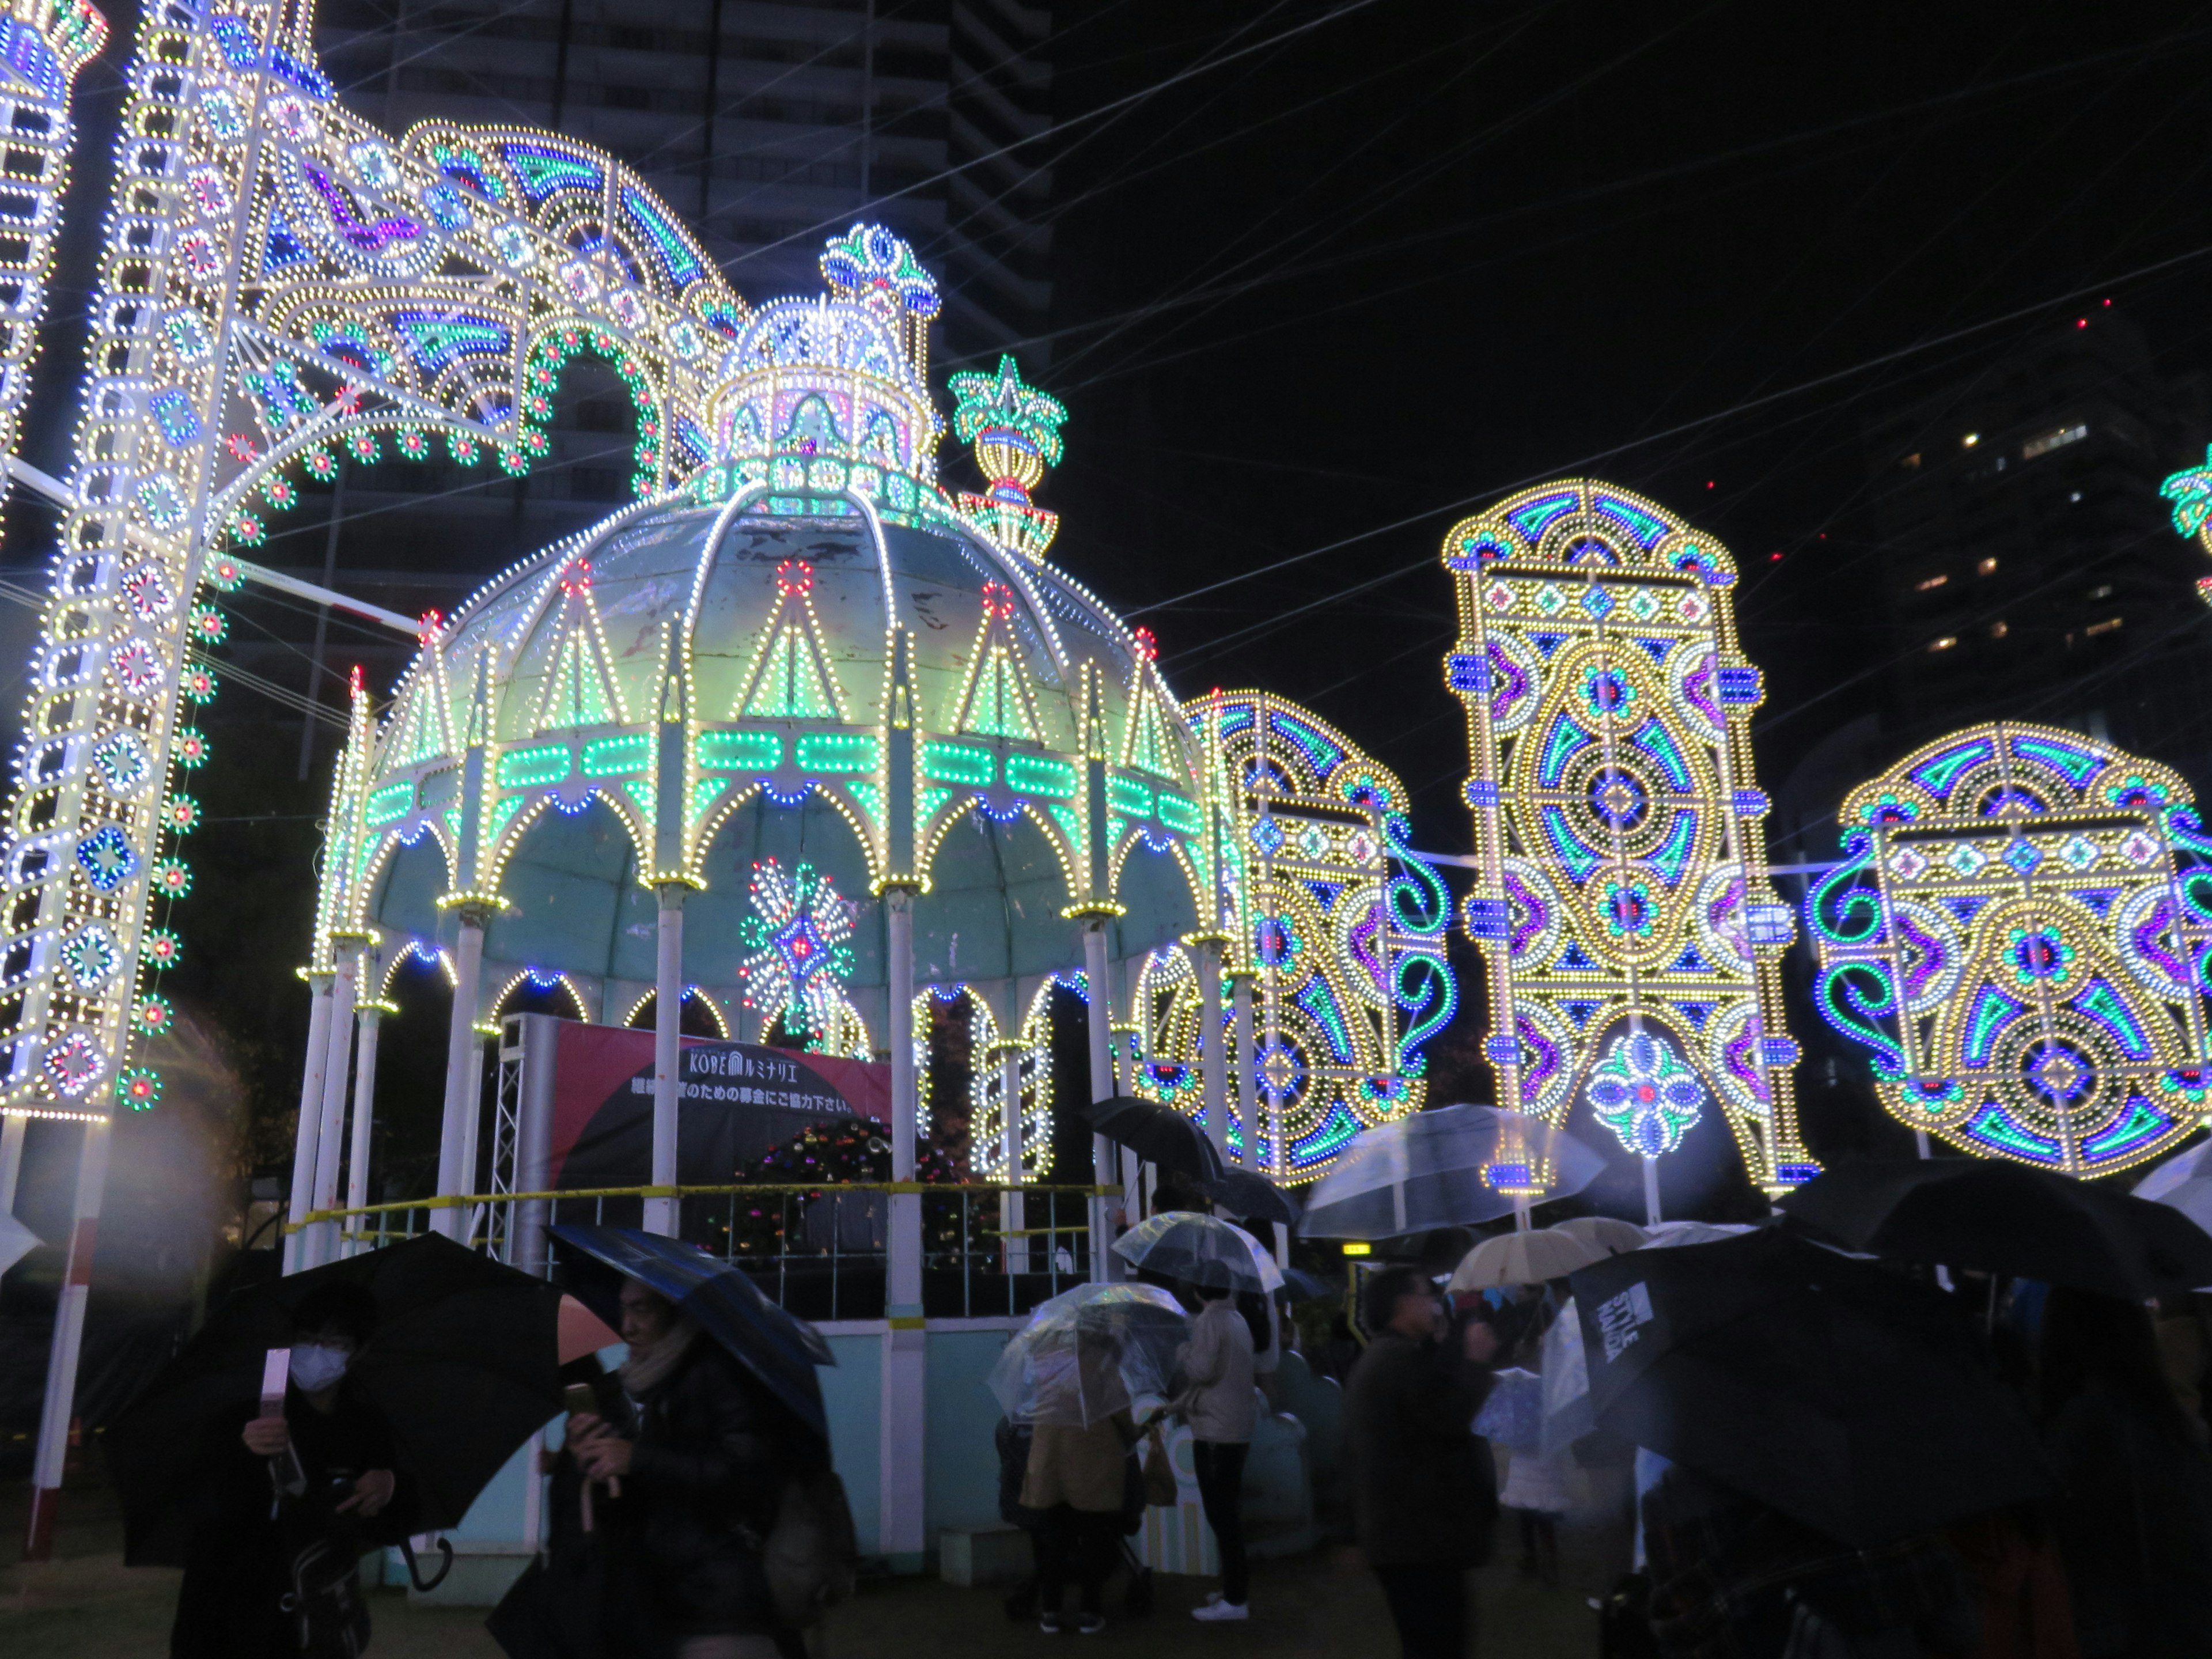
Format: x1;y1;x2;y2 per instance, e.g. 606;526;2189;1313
400;1535;454;1593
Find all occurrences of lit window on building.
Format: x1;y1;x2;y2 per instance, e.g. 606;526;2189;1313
2023;423;2088;460
1977;557;1999;574
1915;573;1949;591
1930;636;1959;652
1990;620;2009;638
2085;617;2124;637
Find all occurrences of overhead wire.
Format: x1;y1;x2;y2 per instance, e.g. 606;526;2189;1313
1133;234;2212;651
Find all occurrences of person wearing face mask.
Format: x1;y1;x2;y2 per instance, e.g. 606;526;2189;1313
171;1283;410;1659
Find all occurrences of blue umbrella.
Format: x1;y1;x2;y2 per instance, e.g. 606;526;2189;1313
551;1225;834;1437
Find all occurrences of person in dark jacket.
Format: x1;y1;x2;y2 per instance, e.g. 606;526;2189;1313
2040;1286;2212;1658
171;1283;410;1659
569;1278;809;1659
1344;1266;1498;1659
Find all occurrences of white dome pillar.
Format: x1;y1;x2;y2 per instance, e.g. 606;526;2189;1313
878;627;926;1568
285;973;335;1273
645;887;687;1237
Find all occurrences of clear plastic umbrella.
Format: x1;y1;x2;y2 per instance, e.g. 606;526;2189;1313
2134;1139;2212;1241
985;1283;1190;1427
1112;1211;1283;1293
1448;1226;1608;1292
1297;1106;1605;1240
1552;1215;1647;1255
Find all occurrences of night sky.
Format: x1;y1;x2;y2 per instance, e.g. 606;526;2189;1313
1031;0;2212;856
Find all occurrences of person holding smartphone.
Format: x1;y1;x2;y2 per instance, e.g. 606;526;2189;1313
171;1283;410;1659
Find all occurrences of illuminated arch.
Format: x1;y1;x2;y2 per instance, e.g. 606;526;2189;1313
1438;479;1810;1194
620;984;730;1039
490;968;588;1022
1806;721;2212;1175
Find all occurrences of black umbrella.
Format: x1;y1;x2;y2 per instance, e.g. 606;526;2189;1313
1203;1165;1300;1226
1570;1229;2047;1547
1777;1158;2212;1299
552;1225;834;1437
1081;1094;1224;1180
106;1234;569;1566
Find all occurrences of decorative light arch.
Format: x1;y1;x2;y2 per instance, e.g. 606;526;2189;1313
1437;479;1813;1194
0;0;753;1115
1805;721;2212;1174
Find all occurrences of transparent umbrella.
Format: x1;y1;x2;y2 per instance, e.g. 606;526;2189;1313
2134;1139;2212;1245
1297;1106;1604;1240
986;1283;1191;1427
1448;1226;1608;1292
1113;1211;1282;1293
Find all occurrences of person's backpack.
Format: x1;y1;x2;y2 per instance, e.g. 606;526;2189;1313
762;1465;859;1629
278;1527;372;1658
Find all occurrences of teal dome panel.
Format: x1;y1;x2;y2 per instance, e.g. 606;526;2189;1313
482;800;660;983
914;808;1072;984
367;834;449;941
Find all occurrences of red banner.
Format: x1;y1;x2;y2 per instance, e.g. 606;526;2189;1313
544;1021;891;1190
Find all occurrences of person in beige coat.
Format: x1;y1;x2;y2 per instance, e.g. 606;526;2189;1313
1173;1284;1257;1622
1020;1331;1137;1634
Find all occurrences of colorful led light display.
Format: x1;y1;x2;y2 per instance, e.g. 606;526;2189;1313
1130;692;1452;1183
1438;480;1812;1193
1805;721;2212;1174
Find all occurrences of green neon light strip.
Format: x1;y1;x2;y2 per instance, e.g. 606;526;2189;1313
1107;773;1153;819
1005;752;1077;800
1157;792;1201;835
363;781;414;828
796;732;880;775
496;742;571;789
580;732;652;778
698;730;782;772
922;739;994;788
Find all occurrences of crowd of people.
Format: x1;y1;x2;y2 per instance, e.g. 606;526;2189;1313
150;1204;2212;1659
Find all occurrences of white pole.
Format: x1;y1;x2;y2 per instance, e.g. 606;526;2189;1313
306;942;361;1266
879;885;925;1567
1230;971;1257;1171
1642;1156;1662;1227
285;974;334;1272
1197;938;1227;1162
434;913;487;1240
645;886;686;1237
1082;918;1117;1281
22;1116;110;1560
998;1024;1025;1275
0;1112;26;1214
344;1006;382;1253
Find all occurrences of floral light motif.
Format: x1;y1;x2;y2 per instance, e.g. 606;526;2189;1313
2160;448;2212;604
947;354;1067;560
737;859;856;1046
819;222;941;317
1587;1030;1706;1157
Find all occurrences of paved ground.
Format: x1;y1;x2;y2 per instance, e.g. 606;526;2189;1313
1;1474;1610;1657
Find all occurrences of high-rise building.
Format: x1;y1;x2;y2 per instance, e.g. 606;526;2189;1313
1857;308;2212;777
245;0;1056;770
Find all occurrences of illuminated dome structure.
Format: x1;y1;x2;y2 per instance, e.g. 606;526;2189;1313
310;228;1211;1187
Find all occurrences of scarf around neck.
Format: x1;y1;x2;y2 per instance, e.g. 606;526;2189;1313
618;1316;700;1396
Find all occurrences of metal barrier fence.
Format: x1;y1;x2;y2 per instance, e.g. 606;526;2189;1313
296;1181;1120;1320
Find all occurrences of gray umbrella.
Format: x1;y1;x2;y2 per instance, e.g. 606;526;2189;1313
1297;1105;1604;1240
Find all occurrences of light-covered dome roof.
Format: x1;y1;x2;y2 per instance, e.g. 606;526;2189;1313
315;228;1211;1014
